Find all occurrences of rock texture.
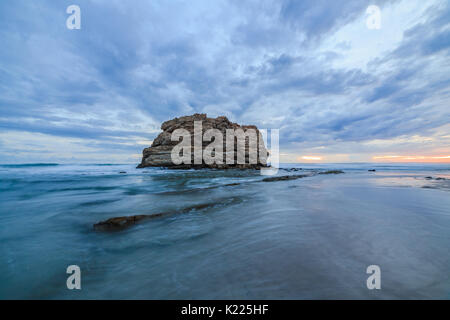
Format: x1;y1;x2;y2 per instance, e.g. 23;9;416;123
94;201;234;231
137;113;268;169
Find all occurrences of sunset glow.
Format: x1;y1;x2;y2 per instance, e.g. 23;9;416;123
300;156;323;161
373;155;450;163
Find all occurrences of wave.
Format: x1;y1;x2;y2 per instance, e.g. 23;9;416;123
78;199;120;207
89;164;128;166
0;163;59;168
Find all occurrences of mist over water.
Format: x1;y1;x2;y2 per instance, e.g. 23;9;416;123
0;163;449;299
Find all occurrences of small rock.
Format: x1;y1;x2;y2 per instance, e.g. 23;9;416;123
263;174;308;182
318;170;344;175
94;215;149;231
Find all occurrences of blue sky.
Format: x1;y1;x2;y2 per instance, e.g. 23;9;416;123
0;0;449;163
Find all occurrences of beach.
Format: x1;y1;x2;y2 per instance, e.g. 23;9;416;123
1;163;449;299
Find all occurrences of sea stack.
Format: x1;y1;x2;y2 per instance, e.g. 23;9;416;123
137;113;268;169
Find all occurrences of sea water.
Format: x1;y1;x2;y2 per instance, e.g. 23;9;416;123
0;163;449;299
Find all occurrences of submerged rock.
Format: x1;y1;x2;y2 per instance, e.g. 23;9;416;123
137;113;268;169
281;168;302;172
94;213;166;231
318;170;344;175
263;174;309;182
94;215;148;231
424;176;446;180
93;200;239;231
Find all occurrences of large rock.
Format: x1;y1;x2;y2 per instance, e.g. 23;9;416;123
137;113;268;169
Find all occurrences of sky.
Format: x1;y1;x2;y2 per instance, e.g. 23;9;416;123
0;0;449;164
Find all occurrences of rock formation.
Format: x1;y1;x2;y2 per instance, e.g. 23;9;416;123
137;113;268;169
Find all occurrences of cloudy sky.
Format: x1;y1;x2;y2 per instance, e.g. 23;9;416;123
0;0;449;163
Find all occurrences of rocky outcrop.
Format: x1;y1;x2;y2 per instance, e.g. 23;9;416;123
137;113;268;169
94;215;153;231
94;200;237;231
318;170;344;175
262;174;309;182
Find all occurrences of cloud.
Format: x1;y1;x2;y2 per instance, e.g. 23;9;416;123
0;0;449;163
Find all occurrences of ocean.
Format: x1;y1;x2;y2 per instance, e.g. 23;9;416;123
0;163;449;299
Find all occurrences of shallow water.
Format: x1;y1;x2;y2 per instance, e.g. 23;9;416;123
0;163;449;299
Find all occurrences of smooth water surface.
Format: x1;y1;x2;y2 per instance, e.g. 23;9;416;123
1;163;449;299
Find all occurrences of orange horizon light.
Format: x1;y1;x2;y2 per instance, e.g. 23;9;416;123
372;155;450;163
300;156;323;161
